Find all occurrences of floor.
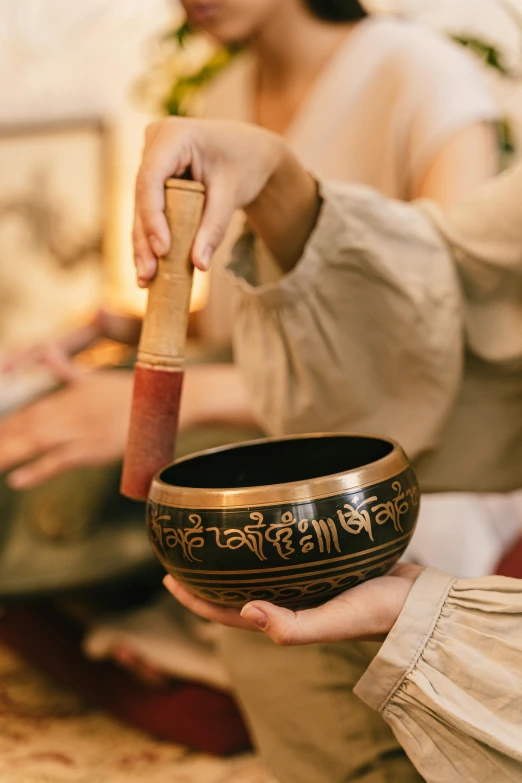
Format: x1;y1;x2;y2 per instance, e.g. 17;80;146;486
0;643;275;783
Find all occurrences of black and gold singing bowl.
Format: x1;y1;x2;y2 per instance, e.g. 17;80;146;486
147;434;420;609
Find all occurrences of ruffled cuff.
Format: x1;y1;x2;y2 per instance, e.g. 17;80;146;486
353;567;455;712
226;178;359;307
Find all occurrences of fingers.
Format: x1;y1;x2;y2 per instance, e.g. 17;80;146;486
0;371;135;489
0;343;80;381
134;164;235;278
241;592;383;646
6;442;86;489
0;346;44;374
135;167;170;260
240;600;343;646
133;120;193;284
133;208;157;287
0;392;73;477
191;174;236;271
133;122;168;285
163;576;255;631
163;576;381;645
0;350;26;374
0;415;54;476
241;568;425;646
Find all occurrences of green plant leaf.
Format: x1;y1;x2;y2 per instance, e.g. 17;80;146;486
137;16;519;160
452;36;511;75
164;45;241;116
166;20;193;48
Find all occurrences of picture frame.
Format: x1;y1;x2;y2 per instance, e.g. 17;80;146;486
0;118;111;349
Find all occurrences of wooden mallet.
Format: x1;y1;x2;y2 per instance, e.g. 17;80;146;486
121;178;205;501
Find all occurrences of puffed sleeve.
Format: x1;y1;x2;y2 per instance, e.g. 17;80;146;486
354;567;522;783
392;22;499;193
227;179;463;460
420;163;522;362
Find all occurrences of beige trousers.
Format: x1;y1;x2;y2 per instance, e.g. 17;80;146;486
220;630;423;783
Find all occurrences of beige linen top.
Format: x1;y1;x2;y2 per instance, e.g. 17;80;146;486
354;567;522;781
195;15;497;346
227;165;522;494
224;160;522;779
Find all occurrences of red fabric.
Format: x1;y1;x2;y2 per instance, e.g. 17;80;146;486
496;536;522;579
0;604;250;756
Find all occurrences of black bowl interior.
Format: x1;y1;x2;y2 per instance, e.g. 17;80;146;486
159;435;393;490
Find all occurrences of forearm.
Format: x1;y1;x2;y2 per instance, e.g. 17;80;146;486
245;150;321;274
180;363;257;432
95;309;143;346
423;161;522;269
414;121;499;209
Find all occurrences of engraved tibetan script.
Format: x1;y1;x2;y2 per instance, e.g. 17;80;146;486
152;481;418;563
148;509;205;563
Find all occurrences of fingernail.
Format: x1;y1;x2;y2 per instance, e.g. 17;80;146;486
149;235;164;258
241;605;268;629
199;245;213;270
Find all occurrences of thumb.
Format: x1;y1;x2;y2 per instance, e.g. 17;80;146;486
240;600;341;646
240;591;383;646
192;175;236;271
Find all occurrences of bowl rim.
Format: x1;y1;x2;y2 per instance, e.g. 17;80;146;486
149;432;412;510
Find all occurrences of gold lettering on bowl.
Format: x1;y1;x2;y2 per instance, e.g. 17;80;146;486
150;480;417;565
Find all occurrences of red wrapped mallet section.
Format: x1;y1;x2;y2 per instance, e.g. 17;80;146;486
121;179;205;501
120;364;184;501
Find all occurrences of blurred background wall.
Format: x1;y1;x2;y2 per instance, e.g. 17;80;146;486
0;0;174;345
0;0;521;347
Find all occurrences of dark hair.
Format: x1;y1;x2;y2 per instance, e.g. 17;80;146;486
304;0;368;22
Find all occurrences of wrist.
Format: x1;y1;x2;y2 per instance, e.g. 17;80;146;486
245;143;320;274
379;565;425;636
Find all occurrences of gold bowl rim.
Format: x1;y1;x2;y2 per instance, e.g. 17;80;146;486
149;432;411;510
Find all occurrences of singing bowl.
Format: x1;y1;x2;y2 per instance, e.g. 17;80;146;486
147;434;420;609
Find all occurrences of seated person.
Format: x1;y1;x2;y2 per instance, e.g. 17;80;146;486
130;117;522;783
